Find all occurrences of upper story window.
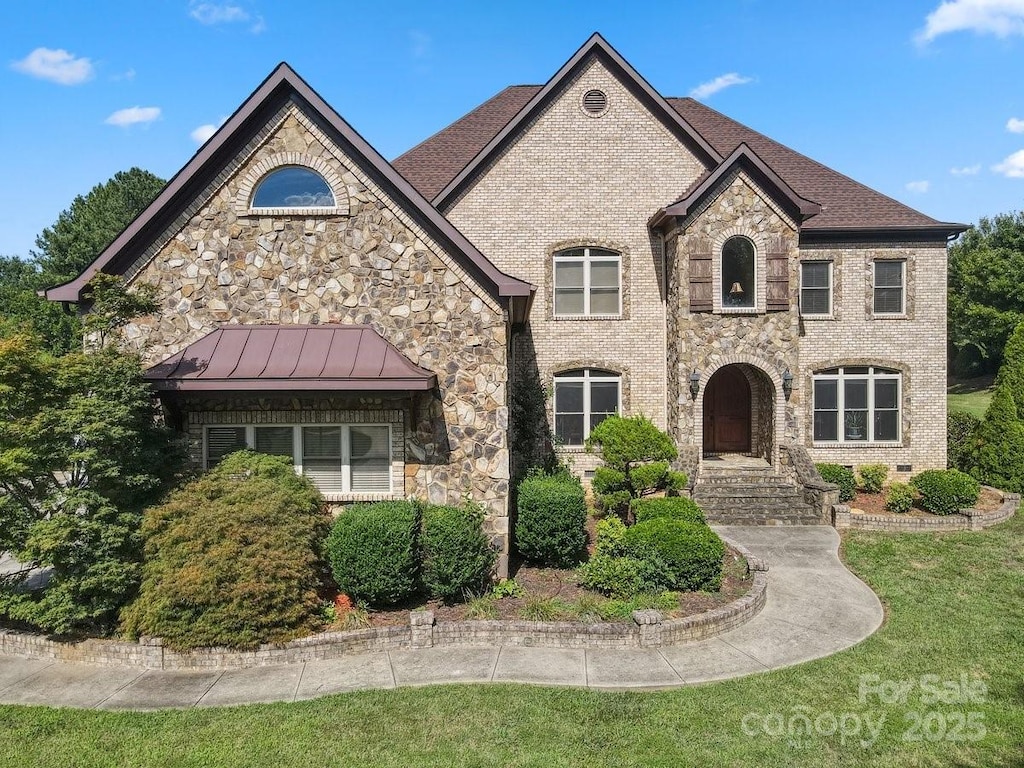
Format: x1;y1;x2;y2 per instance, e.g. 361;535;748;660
252;166;335;208
800;261;833;316
812;366;901;444
553;369;620;446
205;423;392;496
873;260;905;315
721;236;756;309
553;248;621;317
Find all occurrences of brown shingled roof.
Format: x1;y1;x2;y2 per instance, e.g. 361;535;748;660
392;84;964;234
144;325;437;392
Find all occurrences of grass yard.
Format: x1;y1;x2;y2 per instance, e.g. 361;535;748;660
948;374;996;419
1;517;1022;767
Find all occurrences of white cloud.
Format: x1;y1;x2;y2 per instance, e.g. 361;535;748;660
11;47;94;85
993;149;1024;177
105;106;161;127
190;116;227;144
689;73;754;100
950;164;981;175
916;0;1024;44
189;1;265;32
1007;117;1024;133
905;180;931;193
110;68;136;82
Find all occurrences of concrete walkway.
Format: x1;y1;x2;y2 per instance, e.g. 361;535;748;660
0;526;883;710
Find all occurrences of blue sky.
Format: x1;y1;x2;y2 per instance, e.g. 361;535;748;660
2;0;1023;259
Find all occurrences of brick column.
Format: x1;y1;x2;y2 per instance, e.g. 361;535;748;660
409;610;435;648
632;609;663;648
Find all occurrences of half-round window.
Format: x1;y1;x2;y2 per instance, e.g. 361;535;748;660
722;236;755;309
252;166;335;208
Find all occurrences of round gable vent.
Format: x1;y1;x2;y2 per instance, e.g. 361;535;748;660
581;89;608;117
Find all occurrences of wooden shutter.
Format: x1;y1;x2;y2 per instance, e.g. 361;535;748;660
766;234;790;312
687;237;713;312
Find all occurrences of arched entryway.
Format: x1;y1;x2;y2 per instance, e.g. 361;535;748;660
703;366;751;453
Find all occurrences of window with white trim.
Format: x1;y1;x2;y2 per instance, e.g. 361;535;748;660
873;260;905;315
812;367;901;443
721;236;756;309
553;369;621;446
553;248;621;317
800;261;832;316
251;166;335;208
204;423;392;494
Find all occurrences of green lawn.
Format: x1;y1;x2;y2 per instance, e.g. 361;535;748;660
948;375;996;419
1;517;1022;767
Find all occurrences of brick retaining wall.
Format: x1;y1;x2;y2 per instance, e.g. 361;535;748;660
832;488;1019;532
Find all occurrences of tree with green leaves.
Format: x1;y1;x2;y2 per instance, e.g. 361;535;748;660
0;280;179;634
585;415;687;518
32;167;165;286
948;212;1024;375
0;256;80;354
971;321;1024;493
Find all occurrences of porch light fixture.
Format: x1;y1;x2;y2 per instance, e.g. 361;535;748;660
689;370;701;399
782;368;793;399
729;281;744;296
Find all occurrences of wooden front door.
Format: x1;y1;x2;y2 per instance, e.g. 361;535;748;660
703;367;752;453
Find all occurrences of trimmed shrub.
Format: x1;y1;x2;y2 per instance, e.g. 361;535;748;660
885;482;916;514
515;471;587;566
421;503;495;603
947;410;980;472
593;515;628;556
120;452;329;650
971;385;1024;493
857;464;889;494
622;519;724;592
325;501;420;605
576;553;669;598
631;496;706;525
816;463;856;502
910;469;981;516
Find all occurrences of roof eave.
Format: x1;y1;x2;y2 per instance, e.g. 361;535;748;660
800;224;970;241
146;378;437;392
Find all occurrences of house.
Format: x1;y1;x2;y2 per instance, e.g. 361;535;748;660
45;35;965;572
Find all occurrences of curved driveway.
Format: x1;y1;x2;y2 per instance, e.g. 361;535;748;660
0;526;883;709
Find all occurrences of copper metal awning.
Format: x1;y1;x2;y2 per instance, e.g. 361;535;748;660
144;325;437;392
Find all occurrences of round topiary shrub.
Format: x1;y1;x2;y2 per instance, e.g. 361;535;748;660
515;471;587;567
326;501;420;605
622;519;724;592
120;451;330;650
885;482;916;514
421;503;495;603
857;464;889;494
910;469;981;515
816;463;856;502
631;496;706;525
576;553;669;598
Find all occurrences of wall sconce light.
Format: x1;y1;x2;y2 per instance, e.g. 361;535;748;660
782;368;793;399
689;370;701;399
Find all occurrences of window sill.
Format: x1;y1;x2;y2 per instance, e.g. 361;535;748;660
812;442;903;449
716;307;760;316
800;313;835;321
555;446;593;454
245;207;345;217
870;313;908;320
323;492;401;503
551;314;625;321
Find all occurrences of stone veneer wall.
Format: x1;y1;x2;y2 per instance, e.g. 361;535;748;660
118;103;511;549
799;240;948;476
445;58;706;474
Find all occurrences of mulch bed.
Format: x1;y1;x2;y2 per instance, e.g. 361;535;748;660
849;485;1003;517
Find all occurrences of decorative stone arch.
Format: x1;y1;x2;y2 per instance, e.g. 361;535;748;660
545;237;631;321
708;225;769;315
694;353;787;469
803;357;912;448
234;152;349;216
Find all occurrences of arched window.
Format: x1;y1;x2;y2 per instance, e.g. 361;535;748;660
812;366;901;443
251;166;335;208
721;236;755;309
553;369;621;446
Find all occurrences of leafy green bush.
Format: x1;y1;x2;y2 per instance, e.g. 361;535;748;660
857;464;889;494
971;383;1024;493
576;553;670;598
420;503;495;603
947;410;980;472
594;515;628;556
325;501;420;605
515;471;587;566
631;496;706;525
120;452;329;650
816;463;856;502
911;469;981;515
885;482;916;514
622;519;724;592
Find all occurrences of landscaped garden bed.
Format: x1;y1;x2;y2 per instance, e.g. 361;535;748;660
848;484;1003;517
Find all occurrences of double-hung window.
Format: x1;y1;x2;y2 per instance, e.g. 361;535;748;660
800;261;832;316
812;367;901;443
204;423;392;495
873;260;905;315
553;369;620;446
553;248;621;317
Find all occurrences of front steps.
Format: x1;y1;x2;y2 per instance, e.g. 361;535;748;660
693;462;826;525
